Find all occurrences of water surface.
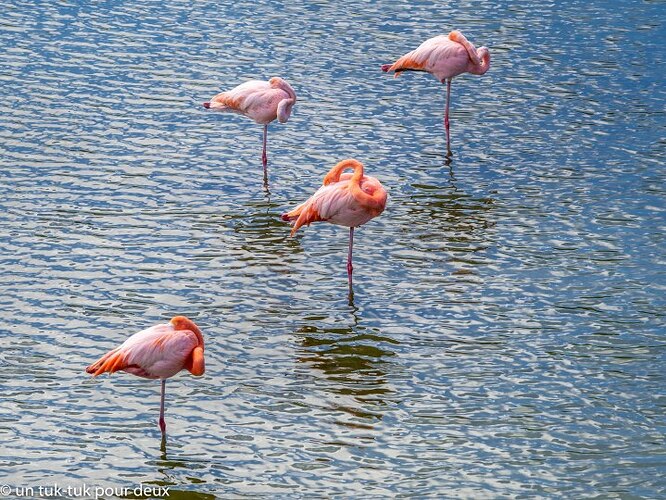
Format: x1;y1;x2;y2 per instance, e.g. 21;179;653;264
1;0;665;497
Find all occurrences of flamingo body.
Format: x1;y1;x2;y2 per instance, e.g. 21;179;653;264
381;31;489;82
86;316;205;435
282;159;387;291
203;77;296;125
381;31;490;150
282;159;387;235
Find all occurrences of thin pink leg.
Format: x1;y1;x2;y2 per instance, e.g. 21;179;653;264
444;78;451;153
347;227;354;287
158;379;166;435
262;124;268;171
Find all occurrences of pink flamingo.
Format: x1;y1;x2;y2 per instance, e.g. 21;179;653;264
381;31;490;152
282;159;387;291
86;316;205;435
203;77;296;176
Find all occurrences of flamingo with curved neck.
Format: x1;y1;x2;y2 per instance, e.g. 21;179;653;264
282;159;387;292
381;30;490;152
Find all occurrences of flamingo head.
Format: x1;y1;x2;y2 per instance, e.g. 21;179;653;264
277;98;295;123
170;316;204;346
473;47;491;75
269;77;297;123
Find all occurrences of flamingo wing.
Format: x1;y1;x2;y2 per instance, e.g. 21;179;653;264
284;180;381;233
383;34;473;81
210;80;293;124
314;182;358;221
282;182;349;234
207;78;295;124
384;35;449;74
208;80;269;113
86;323;199;379
242;89;287;121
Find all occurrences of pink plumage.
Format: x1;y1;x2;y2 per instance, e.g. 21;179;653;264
203;77;296;171
382;30;490;151
282;159;387;291
86;316;205;435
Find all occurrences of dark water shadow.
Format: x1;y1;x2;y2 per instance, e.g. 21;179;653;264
130;440;214;500
262;163;270;194
407;186;495;229
228;195;304;262
445;148;454;167
405;175;496;254
295;306;399;428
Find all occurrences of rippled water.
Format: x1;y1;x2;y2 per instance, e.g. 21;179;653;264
1;0;665;497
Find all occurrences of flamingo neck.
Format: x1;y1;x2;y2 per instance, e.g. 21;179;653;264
323;159;385;213
170;316;204;348
323;158;364;185
448;31;490;76
270;77;297;102
470;48;490;75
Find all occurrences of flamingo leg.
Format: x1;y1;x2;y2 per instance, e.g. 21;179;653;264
347;227;354;288
444;78;452;153
262;124;268;171
158;379;166;435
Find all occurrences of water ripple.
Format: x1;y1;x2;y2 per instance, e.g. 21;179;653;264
1;0;664;497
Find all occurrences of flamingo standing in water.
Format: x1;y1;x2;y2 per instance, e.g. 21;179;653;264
282;159;387;291
86;316;205;436
203;77;296;178
381;31;490;152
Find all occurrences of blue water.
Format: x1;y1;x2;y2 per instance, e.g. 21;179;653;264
1;0;665;497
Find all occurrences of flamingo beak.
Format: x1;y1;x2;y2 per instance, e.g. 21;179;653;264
202;102;211;109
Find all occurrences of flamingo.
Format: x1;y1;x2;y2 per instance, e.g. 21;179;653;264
85;316;205;436
203;77;296;177
381;30;490;152
281;159;387;291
